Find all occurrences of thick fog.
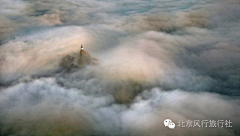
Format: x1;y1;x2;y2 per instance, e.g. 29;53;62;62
0;0;240;136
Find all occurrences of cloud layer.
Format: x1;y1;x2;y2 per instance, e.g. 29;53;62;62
0;0;240;136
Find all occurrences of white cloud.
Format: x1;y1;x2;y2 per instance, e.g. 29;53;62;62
0;0;240;135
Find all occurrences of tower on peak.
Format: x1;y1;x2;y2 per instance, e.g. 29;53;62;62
81;44;84;50
80;44;88;57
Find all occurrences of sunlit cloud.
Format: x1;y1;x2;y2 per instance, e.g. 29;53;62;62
0;0;240;135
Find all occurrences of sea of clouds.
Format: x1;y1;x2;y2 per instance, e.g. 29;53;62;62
0;0;240;136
